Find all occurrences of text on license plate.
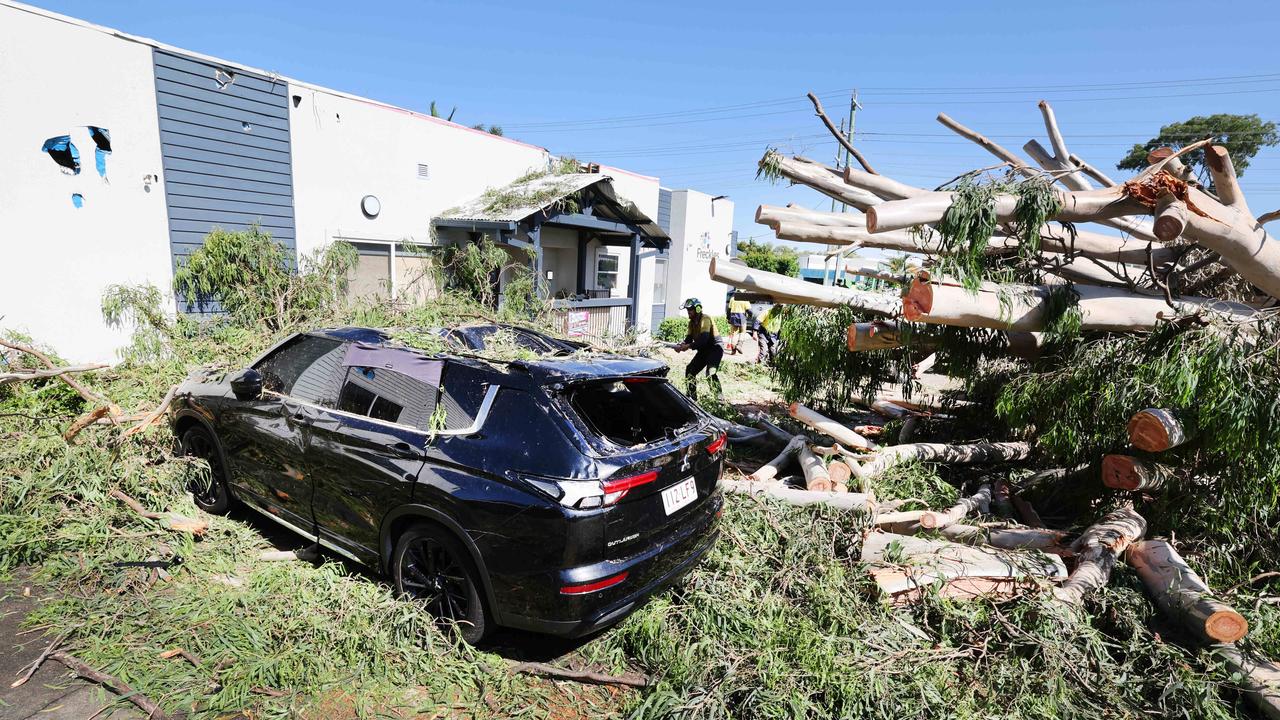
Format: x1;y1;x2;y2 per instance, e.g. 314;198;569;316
661;477;698;515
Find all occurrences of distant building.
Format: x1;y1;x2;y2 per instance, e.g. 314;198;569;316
0;1;734;361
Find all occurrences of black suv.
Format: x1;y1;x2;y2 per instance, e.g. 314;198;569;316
171;326;723;643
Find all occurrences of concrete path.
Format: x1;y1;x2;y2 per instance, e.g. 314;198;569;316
0;573;140;720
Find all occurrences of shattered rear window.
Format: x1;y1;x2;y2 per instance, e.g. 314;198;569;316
567;378;698;447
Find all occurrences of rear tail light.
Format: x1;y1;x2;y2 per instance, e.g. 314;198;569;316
602;470;659;505
560;571;629;595
706;432;727;455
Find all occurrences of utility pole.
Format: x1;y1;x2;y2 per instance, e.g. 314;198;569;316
825;90;860;286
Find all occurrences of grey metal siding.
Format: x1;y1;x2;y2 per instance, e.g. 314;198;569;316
153;49;296;311
657;189;672;234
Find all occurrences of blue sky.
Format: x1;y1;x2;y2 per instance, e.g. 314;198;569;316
33;0;1280;251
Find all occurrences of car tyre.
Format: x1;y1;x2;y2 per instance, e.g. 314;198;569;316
179;426;232;514
393;523;490;645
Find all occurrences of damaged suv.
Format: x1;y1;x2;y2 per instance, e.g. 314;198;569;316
170;326;723;643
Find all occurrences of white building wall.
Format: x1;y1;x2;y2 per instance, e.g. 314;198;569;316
289;84;551;258
0;5;174;363
664;189;733;317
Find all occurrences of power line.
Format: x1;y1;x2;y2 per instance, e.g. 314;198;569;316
502;73;1280;130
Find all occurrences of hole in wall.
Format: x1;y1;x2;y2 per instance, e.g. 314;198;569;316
292;94;302;108
87;126;111;178
242;121;253;132
214;68;236;90
71;193;84;208
41;135;80;174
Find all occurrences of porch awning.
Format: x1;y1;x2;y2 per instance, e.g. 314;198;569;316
434;172;670;245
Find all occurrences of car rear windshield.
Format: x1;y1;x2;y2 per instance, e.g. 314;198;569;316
567;378;699;447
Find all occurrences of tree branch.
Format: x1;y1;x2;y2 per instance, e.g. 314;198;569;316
807;92;877;175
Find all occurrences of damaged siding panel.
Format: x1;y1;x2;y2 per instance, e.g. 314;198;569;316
154;49;296;313
153;52;288;98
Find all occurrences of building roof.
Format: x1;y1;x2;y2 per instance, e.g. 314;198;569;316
437;173;670;241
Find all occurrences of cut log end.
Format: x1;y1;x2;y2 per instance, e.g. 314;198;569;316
1101;454;1142;491
902;276;933;322
1127;408;1186;452
1206;610;1251;644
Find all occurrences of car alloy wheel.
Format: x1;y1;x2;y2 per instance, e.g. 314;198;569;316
394;525;488;644
180;427;231;514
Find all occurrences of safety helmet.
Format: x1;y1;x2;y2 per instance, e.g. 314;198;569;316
682;297;702;311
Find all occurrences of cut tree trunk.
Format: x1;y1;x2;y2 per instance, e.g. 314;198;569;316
1127;540;1249;643
936;523;1070;552
920;485;993;529
861;531;1068;604
766;155;882;210
1127;408;1190;452
788;402;878;451
756;204;866;229
771;221;1174;267
901;273;1256;332
827;459;853;492
749;434;808;483
936;106;1159;242
797;445;833;492
721;479;873;511
871;399;914;420
710;257;899;315
1054;506;1147;605
1212;644;1280;720
1101;455;1171;492
851;441;1031;480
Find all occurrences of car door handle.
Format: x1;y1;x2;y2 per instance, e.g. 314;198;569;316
391;442;424;460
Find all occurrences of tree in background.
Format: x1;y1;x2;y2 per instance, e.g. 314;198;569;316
737;239;800;277
1116;113;1278;188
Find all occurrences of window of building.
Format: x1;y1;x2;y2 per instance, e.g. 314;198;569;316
595;251;619;292
653;257;668;305
346;240;436;303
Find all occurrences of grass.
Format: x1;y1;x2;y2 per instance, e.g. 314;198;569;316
1;275;1273;718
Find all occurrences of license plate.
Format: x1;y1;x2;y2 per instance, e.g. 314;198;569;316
661;477;698;516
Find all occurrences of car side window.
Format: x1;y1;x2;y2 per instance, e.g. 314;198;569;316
438;361;490;431
337;365;438;430
254;336;344;405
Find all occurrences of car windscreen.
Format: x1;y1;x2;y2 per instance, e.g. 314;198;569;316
566;378;699;447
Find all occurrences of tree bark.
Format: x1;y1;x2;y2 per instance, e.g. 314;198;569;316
51;651;170;720
938;104;1158;241
936;523;1070;552
772;220;1175;267
1127;408;1189;452
1212;644;1280;720
920;485;993;529
1127;540;1249;643
749;434;808;483
788;402;878;450
756;204;866;230
1101;454;1170;492
862;531;1068;603
0;363;107;385
709;257;899;315
720;479;873;511
1053;506;1147;605
902;273;1256;332
767;155;882;210
807;92;878;176
797;444;833;492
851;441;1032;480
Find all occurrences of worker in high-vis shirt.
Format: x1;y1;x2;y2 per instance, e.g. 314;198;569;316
726;291;750;355
672;297;723;401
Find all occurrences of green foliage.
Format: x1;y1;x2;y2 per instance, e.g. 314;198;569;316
737;239;800;277
756;147;784;183
995;320;1280;584
471;123;504;136
172;227;356;331
428;100;456;122
1011;177;1062;260
935;176;1003;291
772;305;918;409
583;498;1242;719
655;315;689;342
1116;113;1279;186
1041;284;1083;346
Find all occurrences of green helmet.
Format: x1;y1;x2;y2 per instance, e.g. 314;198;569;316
682;297;702;311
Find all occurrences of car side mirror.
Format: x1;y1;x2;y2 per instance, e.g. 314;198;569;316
230;368;263;401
